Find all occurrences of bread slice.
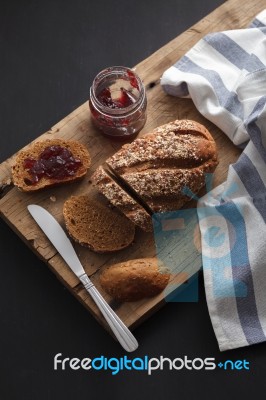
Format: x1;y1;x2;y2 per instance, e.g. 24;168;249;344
63;195;135;253
100;258;170;302
92;166;153;232
12;139;91;192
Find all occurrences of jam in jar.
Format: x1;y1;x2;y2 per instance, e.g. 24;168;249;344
89;66;147;140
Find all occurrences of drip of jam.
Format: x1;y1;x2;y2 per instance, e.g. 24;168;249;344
97;87;135;109
127;69;139;90
23;145;82;185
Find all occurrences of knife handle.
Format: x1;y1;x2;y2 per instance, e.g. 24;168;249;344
80;274;138;352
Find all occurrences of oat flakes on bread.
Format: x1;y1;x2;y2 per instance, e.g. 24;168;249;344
93;119;218;229
12;139;91;192
63;195;135;253
100;258;170;302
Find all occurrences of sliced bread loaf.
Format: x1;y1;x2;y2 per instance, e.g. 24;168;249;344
93;119;218;228
12;139;91;192
63;195;135;253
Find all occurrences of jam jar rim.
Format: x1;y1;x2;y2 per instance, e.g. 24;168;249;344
89;66;146;117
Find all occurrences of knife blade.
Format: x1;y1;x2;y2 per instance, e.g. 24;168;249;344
27;204;138;352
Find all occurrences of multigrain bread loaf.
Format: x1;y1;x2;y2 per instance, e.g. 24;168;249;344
92;166;153;232
63;195;135;253
100;258;170;302
92;120;218;230
12;139;91;192
106;119;218;212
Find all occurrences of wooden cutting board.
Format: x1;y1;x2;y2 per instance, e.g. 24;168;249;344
0;0;263;333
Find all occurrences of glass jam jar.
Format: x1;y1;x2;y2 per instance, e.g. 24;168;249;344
89;66;147;140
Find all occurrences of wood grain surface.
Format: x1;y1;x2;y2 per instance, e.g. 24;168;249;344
0;0;264;332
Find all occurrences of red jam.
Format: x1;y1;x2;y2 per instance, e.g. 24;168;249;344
97;87;135;109
23;145;82;185
127;69;139;90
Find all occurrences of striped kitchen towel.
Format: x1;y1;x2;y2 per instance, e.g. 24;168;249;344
161;10;266;351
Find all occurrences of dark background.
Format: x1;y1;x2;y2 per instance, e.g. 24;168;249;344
1;1;265;399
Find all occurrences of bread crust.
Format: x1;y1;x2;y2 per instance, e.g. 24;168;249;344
100;258;170;302
12;139;91;192
107;119;217;174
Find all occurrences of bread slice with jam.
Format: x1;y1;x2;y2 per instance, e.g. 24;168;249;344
12;139;91;192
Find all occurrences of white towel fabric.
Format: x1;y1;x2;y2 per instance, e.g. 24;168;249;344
161;10;266;351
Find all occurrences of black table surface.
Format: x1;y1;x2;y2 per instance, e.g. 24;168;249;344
1;1;265;399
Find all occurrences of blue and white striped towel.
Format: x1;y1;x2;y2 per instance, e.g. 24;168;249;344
161;10;266;351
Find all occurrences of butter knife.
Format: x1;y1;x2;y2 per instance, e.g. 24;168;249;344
27;204;138;352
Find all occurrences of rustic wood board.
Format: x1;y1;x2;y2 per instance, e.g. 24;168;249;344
0;0;264;333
